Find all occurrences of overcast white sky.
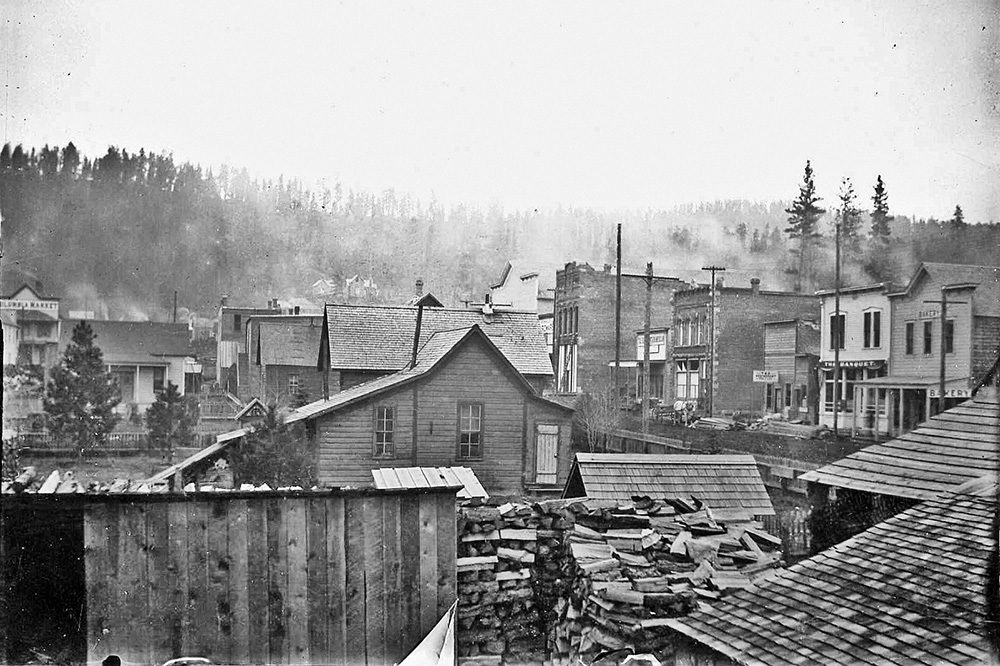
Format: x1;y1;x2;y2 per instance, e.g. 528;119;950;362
4;1;999;220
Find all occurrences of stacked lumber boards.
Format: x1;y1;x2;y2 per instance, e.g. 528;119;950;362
548;497;782;665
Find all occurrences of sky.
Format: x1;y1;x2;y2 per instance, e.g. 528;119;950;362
3;1;999;221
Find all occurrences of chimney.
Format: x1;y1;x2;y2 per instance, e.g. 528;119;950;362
411;303;425;368
221;295;228;307
603;264;612;273
716;277;724;289
750;278;760;294
415;278;424;297
294;305;300;315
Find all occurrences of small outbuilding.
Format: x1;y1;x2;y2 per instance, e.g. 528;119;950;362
563;453;775;521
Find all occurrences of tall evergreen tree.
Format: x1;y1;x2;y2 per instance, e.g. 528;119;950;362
784;160;826;290
145;381;197;461
870;175;892;243
952;204;965;227
44;321;122;451
0;142;10;169
836;177;863;254
62;142;81;176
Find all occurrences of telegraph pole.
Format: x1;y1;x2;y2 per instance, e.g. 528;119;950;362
614;224;622;406
642;262;653;438
924;286;967;415
701;265;726;417
833;207;841;437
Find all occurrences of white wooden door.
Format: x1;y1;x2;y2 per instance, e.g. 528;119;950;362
535;424;559;484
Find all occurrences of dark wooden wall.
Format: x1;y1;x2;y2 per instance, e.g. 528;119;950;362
83;489;457;666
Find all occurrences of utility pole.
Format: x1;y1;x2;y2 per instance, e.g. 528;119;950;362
701;265;726;417
833;207;841;437
173;290;178;324
642;262;653;438
614;223;622;407
924;286;967;416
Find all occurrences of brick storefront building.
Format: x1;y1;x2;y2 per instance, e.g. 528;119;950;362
673;278;820;416
552;262;689;399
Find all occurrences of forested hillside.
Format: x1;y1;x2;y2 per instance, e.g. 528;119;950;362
1;142;995;319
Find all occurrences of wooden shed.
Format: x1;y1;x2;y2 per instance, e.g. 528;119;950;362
0;487;458;666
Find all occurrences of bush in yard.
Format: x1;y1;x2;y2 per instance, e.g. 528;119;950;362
145;381;198;461
227;404;315;487
44;320;121;453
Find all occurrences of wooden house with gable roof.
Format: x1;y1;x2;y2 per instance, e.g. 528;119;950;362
292;324;573;495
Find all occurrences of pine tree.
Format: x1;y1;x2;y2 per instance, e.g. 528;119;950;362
0;143;11;169
870;175;892;243
44;321;122;451
952;205;965;227
785;160;826;290
836;178;863;255
145;381;197;461
62;142;81;176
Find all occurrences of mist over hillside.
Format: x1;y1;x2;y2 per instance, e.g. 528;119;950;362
1;142;995;319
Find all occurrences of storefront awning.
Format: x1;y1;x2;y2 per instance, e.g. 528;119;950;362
855;374;971;390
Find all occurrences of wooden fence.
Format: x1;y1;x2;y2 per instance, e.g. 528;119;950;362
81;488;457;666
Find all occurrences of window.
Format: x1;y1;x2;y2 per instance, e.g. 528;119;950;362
695;315;705;345
823;368;859;413
784;383;792;408
944;319;954;354
675;359;701;403
557;344;577;392
829;313;845;350
458;403;483;458
905;322;914;355
288;374;300;394
863;310;881;348
152;367;165;394
923;321;933;354
233;314;242;333
374;406;394;457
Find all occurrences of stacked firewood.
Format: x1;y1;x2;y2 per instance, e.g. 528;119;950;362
548;497;782;665
455;497;783;666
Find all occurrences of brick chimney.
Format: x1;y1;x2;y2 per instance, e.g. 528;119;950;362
220;295;228;307
750;278;760;294
415;278;424;297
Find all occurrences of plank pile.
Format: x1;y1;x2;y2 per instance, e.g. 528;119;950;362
456;497;782;666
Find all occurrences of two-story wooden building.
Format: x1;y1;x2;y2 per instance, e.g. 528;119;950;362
762;318;820;421
215;298;282;396
1;283;61;371
853;263;1000;435
291;325;574;496
816;283;893;434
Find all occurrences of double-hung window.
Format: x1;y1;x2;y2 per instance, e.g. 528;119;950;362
923;321;933;355
374;406;394;457
863;310;881;348
905;322;915;355
458;403;483;458
830;313;845;350
944;319;954;354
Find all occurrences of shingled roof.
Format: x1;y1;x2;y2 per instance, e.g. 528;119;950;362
321;303;553;377
292;325;569;424
563;453;775;518
666;481;996;666
60;319;191;364
799;388;999;500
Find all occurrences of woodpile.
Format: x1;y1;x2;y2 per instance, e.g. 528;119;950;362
456;497;782;666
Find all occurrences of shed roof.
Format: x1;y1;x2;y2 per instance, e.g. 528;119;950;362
372;466;487;500
799;388;999;500
564;453;774;517
322;303;553;376
666;482;995;666
255;315;324;366
61;319;192;364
